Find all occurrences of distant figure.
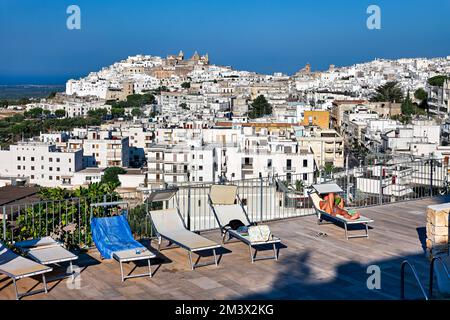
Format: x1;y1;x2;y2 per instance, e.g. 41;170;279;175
319;193;361;220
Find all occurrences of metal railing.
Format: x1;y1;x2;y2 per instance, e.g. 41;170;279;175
429;256;450;298
0;157;448;247
400;260;429;300
0;191;146;248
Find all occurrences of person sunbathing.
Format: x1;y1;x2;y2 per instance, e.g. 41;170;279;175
319;193;361;220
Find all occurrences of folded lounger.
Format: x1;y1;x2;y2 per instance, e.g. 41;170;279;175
208;184;281;263
14;236;78;282
91;214;156;281
0;241;53;300
309;183;374;240
150;208;221;270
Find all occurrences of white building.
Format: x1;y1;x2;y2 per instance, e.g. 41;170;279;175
0;142;83;187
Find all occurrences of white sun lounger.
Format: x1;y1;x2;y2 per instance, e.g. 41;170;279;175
148;189;221;270
309;184;374;240
208;184;281;263
14;236;78;282
0;241;53;300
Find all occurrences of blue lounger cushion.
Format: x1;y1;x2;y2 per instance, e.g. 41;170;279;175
91;215;145;259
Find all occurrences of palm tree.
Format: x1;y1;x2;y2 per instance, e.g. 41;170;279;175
324;163;335;175
294;180;304;193
371;81;404;103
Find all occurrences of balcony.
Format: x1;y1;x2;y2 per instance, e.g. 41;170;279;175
241;163;253;170
164;168;189;175
147;167;163;173
283;166;296;172
147;157;164;163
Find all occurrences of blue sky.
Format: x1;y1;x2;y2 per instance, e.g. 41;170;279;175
1;0;450;84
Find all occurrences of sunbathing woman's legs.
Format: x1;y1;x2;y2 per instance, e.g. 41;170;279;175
320;193;360;220
332;205;360;220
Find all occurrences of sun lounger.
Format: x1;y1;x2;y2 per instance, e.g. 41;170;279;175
309;183;374;240
150;208;221;270
91;214;156;281
0;241;53;300
14;236;78;282
208;184;281;263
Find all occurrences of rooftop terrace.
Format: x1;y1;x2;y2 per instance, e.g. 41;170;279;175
1;196;447;300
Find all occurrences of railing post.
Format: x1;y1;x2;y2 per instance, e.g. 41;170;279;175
379;163;383;205
430;158;434;197
260;176;263;222
187;185;191;231
2;206;6;241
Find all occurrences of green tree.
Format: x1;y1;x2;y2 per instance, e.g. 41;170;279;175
131;108;142;117
101;167;126;186
324;163;335;174
414;88;428;101
24;107;44;118
248;95;272;119
111;107;125;118
294;180;304;192
371;81;404;103
427;75;449;87
181;82;191;89
126;93;156;107
401;91;415;116
87;108;108;119
54;109;66;118
179;103;188;110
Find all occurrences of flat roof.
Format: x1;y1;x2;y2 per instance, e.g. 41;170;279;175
0;186;40;206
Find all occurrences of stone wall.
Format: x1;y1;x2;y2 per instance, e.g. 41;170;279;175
426;203;450;259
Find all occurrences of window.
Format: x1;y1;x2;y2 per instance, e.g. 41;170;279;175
199;154;203;160
17;165;21;170
31;166;35;170
303;173;308;181
199;165;203;170
49;157;53;162
57;167;60;172
231;173;235;178
69;159;72;163
49;167;53;171
49;176;53;180
199;177;203;182
56;158;60;163
17;156;21;161
31;175;34;179
22;157;25;161
303;159;308;167
31;157;35;161
267;159;272;168
56;176;60;180
41;156;44;161
41;165;44;170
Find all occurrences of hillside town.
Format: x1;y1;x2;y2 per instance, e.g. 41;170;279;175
1;51;450;194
